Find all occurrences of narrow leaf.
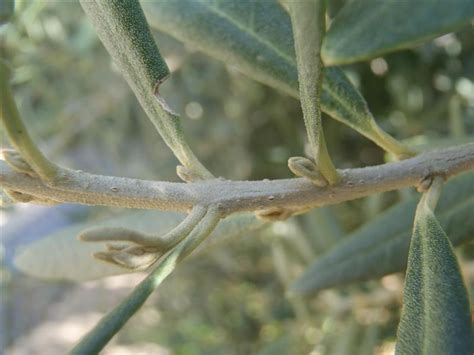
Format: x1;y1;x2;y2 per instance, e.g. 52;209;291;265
289;0;339;184
142;0;413;157
395;186;472;354
14;211;265;281
322;0;474;65
79;0;170;91
290;171;474;296
79;0;212;178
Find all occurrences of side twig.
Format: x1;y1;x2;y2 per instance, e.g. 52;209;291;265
70;205;221;355
79;205;208;270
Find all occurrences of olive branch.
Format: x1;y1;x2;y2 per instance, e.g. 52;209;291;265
1;0;473;353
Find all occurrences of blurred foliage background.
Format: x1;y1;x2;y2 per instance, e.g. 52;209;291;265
1;1;473;354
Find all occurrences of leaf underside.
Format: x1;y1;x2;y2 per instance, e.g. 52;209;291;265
395;197;472;354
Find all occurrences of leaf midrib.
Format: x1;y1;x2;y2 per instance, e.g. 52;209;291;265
197;0;372;124
196;0;296;66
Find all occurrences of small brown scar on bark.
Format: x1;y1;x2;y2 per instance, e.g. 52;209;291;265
256;207;293;221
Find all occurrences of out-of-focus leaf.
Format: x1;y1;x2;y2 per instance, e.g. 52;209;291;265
395;191;472;354
302;207;344;253
290;171;474;296
329;318;361;355
322;0;474;65
257;335;292;355
0;0;14;25
357;324;379;355
14;211;264;281
142;0;412;157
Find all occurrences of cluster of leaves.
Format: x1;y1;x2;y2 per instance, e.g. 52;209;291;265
1;0;473;354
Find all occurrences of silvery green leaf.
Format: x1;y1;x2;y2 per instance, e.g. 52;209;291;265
395;192;472;354
322;0;474;65
290;171;474;296
14;211;264;281
288;0;339;184
79;0;169;91
142;0;412;156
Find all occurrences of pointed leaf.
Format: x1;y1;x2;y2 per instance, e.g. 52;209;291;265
14;211;264;281
142;0;412;156
290;171;474;296
322;0;474;65
395;194;472;354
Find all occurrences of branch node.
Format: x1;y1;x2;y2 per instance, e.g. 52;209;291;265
417;175;433;193
176;165;204;183
80;205;209;268
93;246;160;270
288;156;328;187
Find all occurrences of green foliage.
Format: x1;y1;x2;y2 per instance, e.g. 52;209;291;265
142;0;412;157
1;0;473;353
322;0;474;65
395;185;472;354
290;172;474;296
